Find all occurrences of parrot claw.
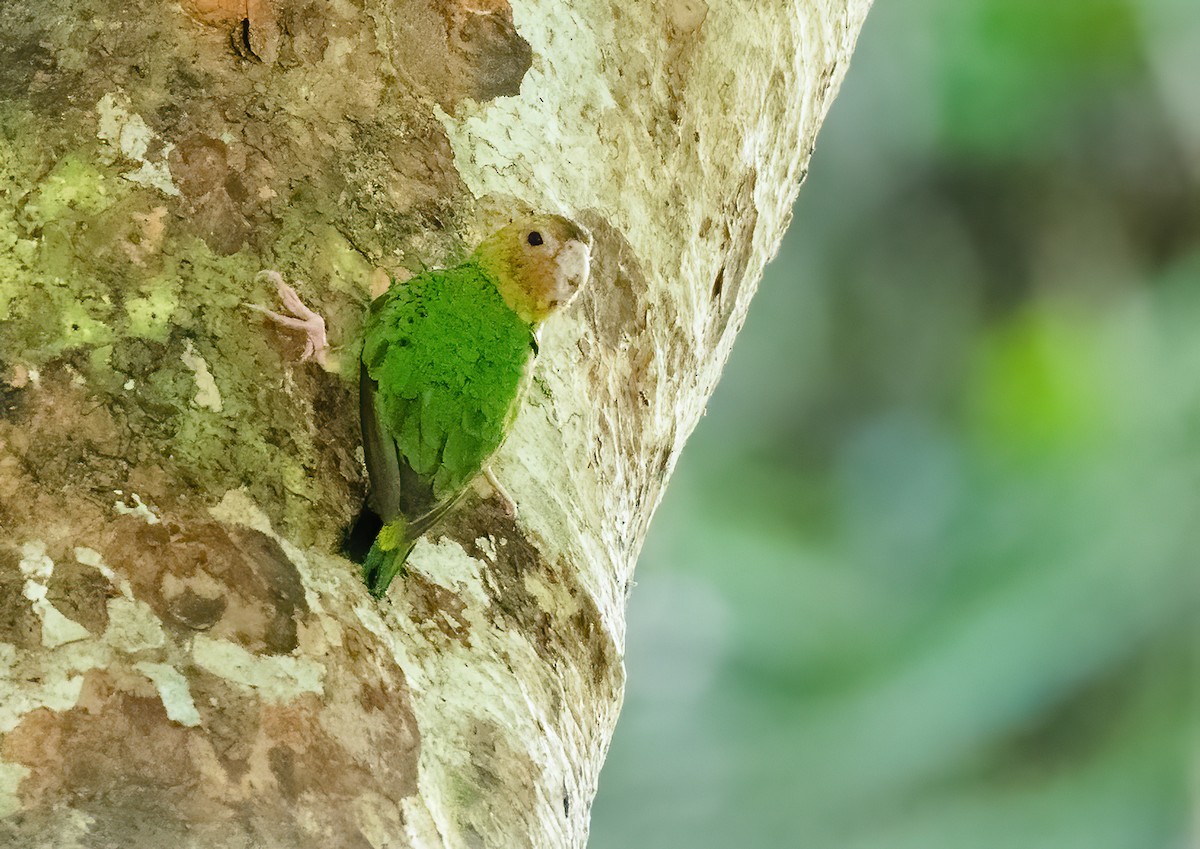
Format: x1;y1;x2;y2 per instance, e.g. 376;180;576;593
484;467;518;518
247;271;334;370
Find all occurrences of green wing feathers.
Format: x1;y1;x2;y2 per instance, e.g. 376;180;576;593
359;262;536;595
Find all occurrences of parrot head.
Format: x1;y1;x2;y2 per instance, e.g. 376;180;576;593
474;213;592;326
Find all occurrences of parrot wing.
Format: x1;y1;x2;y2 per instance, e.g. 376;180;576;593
359;362;402;523
360;361;445;526
359;280;445;527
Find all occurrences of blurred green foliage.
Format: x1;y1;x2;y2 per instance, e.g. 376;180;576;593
590;0;1199;847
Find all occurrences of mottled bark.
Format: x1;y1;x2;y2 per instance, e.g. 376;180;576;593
0;1;869;846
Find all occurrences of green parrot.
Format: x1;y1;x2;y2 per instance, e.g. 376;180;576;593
359;214;592;595
250;214;592;597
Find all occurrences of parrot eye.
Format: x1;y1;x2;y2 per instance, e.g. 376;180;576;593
527;231;544;247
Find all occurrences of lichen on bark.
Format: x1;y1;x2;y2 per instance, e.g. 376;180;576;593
0;0;870;846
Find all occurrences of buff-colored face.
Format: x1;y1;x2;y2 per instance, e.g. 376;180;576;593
476;214;592;325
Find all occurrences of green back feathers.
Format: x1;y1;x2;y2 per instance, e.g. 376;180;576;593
361;260;535;502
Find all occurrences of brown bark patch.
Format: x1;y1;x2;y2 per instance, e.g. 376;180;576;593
181;0;280;63
169;135;253;255
3;673;206;815
46;557;118;636
406;572;473;647
5;368;125;489
3;667;417;845
0;13;63;105
467;717;534;792
391;0;533;111
453;501;620;698
258;698;382;799
96;515;310;654
384;120;465;215
0;363;30;422
0;548;40;649
188;669;262;779
707;168;759;337
578;215;651;351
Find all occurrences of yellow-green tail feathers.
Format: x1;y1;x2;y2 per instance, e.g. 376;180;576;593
363;519;414;598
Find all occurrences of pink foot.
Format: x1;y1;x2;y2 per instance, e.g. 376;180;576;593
246;271;333;369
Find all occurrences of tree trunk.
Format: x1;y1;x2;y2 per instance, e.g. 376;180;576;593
0;1;869;846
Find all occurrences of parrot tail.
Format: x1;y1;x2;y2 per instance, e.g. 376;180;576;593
363;519;416;598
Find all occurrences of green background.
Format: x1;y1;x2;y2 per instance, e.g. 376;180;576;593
590;0;1198;846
